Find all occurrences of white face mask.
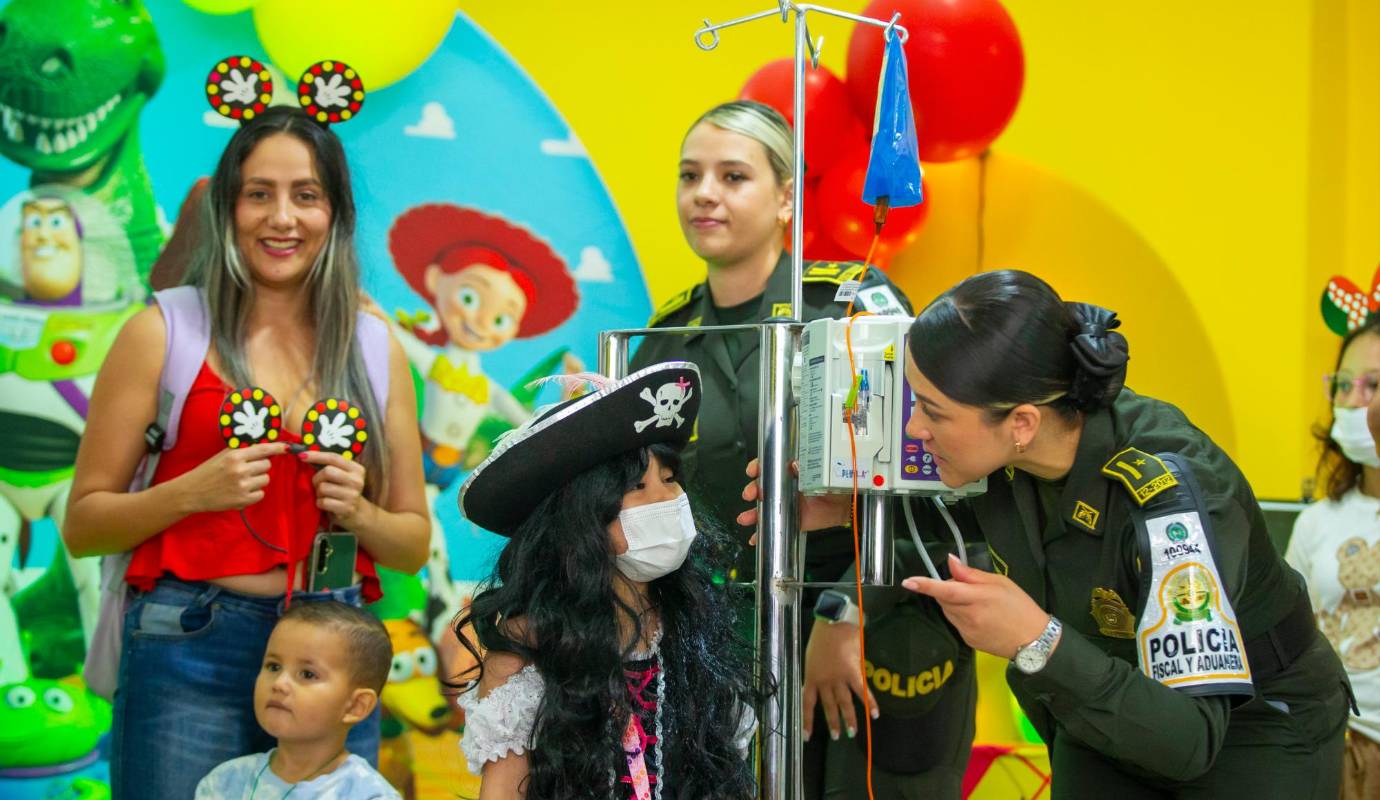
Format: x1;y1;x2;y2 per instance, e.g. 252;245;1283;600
614;494;697;582
1332;406;1380;468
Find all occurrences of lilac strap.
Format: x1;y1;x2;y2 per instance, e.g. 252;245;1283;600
356;311;391;413
153;286;211;452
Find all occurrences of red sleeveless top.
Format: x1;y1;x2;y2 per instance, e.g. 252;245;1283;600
126;361;381;601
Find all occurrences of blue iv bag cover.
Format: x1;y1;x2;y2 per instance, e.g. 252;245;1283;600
862;34;923;208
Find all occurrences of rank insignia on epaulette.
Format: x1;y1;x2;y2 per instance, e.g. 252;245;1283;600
803;262;847;280
1090;587;1135;638
1101;447;1179;505
803;262;865;284
1072;501;1100;531
648;287;696;326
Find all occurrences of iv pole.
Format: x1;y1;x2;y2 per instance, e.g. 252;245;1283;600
694;6;906;799
601;5;908;798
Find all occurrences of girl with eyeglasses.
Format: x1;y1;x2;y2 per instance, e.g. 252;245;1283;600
1288;316;1380;800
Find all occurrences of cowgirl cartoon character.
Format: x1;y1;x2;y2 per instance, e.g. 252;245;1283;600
388;203;580;486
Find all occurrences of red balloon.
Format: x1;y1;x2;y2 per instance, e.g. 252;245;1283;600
740;59;868;176
788;181;858;262
814;145;930;263
845;0;1024;163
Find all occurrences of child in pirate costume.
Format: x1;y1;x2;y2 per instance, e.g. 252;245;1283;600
455;362;760;800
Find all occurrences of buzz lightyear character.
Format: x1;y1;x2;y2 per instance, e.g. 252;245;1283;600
0;187;142;649
16;196;83;303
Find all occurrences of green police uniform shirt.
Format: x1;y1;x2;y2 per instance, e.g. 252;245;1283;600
967;389;1348;789
630;252;913;579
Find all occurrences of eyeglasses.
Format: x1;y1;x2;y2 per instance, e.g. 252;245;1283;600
1325;372;1380;405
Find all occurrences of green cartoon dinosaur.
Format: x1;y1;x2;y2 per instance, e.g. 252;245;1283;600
0;0;166;283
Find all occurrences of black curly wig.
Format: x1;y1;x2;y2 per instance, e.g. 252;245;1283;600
454;443;764;799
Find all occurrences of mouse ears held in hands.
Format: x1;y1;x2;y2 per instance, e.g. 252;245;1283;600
206;55;366;127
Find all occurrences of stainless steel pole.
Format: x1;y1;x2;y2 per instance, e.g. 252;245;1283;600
756;321;802;800
788;8;806;322
598;330;629;380
858;494;894;586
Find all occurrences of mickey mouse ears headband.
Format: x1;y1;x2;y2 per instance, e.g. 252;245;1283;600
206;55;365;126
1321;265;1380;336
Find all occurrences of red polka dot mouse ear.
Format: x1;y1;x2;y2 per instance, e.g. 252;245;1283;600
297;60;365;125
300;398;368;460
220;387;284;449
1321;264;1380;336
206;56;275;122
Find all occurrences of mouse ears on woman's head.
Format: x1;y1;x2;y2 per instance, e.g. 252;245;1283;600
205;55;366;127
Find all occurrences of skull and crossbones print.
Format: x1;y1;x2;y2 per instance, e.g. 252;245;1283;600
634;378;693;433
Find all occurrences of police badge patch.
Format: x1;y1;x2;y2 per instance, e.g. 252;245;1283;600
1135;511;1252;694
1091;587;1135;638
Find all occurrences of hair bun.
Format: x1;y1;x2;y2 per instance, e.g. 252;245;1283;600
1066;303;1129;410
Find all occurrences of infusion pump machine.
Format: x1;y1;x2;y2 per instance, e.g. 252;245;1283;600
796;315;986;499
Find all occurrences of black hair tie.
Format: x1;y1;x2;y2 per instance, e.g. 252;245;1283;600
1066;303;1129;410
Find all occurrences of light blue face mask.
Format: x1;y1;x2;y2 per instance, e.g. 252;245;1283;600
1331;406;1380;468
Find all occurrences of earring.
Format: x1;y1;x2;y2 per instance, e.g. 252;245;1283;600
1014;439;1027;454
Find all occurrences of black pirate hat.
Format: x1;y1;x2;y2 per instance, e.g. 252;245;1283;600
460;362;701;535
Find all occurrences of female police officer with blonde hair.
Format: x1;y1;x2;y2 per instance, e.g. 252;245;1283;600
633;100;976;798
750;269;1350;797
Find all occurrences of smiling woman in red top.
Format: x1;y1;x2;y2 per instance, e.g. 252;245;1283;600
63;106;428;800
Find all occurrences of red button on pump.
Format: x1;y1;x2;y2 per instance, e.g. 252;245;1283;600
50;340;76;365
872;475;885;487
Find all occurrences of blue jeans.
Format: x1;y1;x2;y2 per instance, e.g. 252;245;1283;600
110;578;381;800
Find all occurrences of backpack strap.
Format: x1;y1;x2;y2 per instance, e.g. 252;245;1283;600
356;311;391;414
94;286;212;701
133;286;211;491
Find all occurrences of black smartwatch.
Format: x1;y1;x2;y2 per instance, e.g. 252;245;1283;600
813;590;861;626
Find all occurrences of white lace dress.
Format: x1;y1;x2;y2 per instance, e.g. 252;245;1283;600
458;640;756;796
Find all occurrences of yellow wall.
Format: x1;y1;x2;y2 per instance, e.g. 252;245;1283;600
470;1;1380;498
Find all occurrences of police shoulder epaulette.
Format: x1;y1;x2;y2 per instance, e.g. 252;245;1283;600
1100;447;1180;506
647;285;699;327
802;261;865;285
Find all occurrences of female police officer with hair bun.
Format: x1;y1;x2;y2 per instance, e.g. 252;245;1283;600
750;269;1351;797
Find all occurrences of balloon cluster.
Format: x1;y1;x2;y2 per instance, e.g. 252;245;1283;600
740;0;1024;265
183;0;457;91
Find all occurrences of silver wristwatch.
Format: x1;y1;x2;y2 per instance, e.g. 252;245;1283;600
1013;616;1062;675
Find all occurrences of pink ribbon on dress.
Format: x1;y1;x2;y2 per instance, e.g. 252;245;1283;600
619;663;661;800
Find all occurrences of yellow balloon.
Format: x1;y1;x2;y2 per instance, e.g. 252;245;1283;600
182;0;260;14
252;0;457;91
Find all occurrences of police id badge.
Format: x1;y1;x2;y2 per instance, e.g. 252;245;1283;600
1131;467;1253;696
